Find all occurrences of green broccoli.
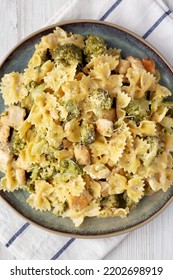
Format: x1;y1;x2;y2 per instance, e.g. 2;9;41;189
101;195;119;208
140;137;159;167
54;159;83;182
84;35;107;62
29;164;40;181
52;43;83;66
80;122;95;144
11;130;26;155
59;159;83;178
105;47;120;57
89;88;113;117
65;99;80;121
123;191;137;209
40;165;56;180
125;98;150;124
28;164;56;181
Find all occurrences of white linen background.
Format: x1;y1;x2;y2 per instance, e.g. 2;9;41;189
0;0;173;260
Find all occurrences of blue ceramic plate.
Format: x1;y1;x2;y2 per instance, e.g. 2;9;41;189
0;20;173;238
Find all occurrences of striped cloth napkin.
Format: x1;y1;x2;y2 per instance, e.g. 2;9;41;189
0;0;173;260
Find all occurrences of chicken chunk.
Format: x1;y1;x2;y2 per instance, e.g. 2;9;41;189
102;108;116;122
74;144;91;165
142;58;156;74
96;118;113;137
0;123;10;143
116;59;130;74
0;144;13;173
63;138;73;149
1;106;26;129
68;189;92;210
99;181;109;197
126;56;144;70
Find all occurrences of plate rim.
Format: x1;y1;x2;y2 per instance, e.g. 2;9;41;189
0;19;173;238
1;19;173;72
1;192;173;238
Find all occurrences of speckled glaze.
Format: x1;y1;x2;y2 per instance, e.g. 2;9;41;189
0;20;173;238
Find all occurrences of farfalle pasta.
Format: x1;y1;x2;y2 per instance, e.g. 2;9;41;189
0;27;173;227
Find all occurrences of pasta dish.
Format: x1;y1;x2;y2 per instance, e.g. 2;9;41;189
0;27;173;227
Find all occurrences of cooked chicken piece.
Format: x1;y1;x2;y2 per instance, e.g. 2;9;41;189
99;181;109;197
16;168;26;186
63;138;73;149
96;119;113;137
102;108;116;122
116;59;130;74
126;56;144;70
74;144;91;165
0;144;13;173
0;123;10;143
68;189;92;210
142;58;156;74
1;105;26;129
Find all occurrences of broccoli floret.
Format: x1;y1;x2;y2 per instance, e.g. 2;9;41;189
80;122;95;144
54;159;83;182
65;99;80;121
105;47;120;57
59;159;83;176
140;137;159;167
28;164;56;181
11;130;26;155
29;164;40;181
89;88;113;117
40;165;56;180
125;98;150;124
123;191;137;209
84;35;107;62
52;43;83;66
101;195;119;208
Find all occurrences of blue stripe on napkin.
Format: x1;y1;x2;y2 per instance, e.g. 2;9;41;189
143;9;171;39
5;222;30;248
100;0;123;20
50;238;76;260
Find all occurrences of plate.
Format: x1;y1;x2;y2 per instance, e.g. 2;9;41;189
0;20;173;238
